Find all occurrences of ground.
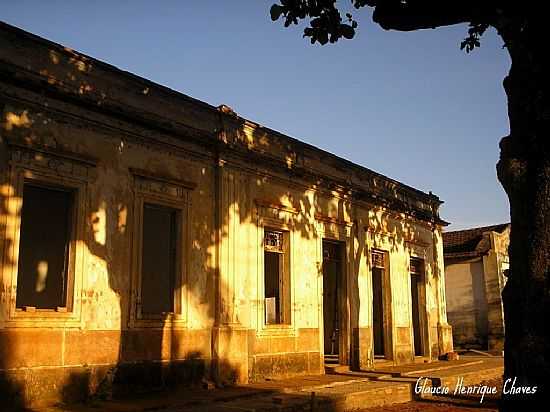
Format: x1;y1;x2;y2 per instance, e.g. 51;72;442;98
361;378;502;412
28;357;504;411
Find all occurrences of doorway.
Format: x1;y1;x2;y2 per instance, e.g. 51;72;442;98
323;240;345;365
371;250;386;358
410;258;425;357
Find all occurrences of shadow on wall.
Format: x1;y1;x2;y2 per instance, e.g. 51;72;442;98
0;377;25;411
0;143;26;411
57;351;210;405
0;43;437;409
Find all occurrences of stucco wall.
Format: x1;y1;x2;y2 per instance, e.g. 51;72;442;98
444;227;508;352
445;260;488;348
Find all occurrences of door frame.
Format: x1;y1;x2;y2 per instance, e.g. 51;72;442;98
322;239;348;361
319;232;351;366
409;256;429;358
370;248;394;360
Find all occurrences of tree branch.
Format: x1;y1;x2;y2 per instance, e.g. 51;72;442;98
271;0;502;48
371;0;482;31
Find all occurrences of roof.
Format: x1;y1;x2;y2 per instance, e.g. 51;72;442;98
443;223;509;259
0;21;447;226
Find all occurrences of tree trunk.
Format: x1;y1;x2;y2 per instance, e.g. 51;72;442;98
497;21;550;410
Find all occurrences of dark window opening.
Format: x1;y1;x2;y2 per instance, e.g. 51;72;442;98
141;203;178;315
264;229;290;324
16;183;74;310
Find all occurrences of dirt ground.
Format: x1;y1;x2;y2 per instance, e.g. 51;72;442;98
360;378;502;412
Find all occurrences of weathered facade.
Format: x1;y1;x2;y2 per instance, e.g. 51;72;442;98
443;224;510;353
0;22;453;407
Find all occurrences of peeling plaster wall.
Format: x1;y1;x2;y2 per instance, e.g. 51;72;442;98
444;227;508;352
0;99;217;404
445;260;485;347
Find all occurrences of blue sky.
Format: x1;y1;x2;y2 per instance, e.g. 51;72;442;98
1;1;511;230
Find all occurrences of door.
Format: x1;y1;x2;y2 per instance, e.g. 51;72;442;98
323;240;342;356
372;267;385;357
371;250;386;357
410;274;422;355
410;258;424;356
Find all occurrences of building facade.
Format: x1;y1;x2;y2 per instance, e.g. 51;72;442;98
0;22;453;407
443;224;510;353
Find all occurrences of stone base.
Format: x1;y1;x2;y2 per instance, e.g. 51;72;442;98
249;351;321;382
0;359;209;409
437;323;454;356
352;327;373;370
212;326;249;385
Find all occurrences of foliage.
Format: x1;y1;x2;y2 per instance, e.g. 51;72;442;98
270;0;490;51
461;22;490;52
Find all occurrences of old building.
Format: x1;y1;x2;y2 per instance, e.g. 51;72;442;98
0;22;453;407
443;224;510;353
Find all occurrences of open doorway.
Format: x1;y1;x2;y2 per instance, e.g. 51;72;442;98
371;250;386;359
410;258;425;357
322;239;345;366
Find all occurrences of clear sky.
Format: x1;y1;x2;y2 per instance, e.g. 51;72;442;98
1;1;511;230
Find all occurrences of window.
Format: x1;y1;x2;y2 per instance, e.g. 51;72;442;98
264;229;290;324
129;168;194;327
4;144;93;325
16;183;74;310
371;250;385;270
140;203;179;315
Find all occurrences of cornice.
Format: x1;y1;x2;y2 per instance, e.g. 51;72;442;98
0;22;446;226
315;213;353;227
129;168;197;191
254;199;299;215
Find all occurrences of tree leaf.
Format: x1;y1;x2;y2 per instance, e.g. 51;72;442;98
270;4;283;21
341;24;355;39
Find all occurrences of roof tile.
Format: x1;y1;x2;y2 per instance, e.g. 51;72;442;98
443;223;509;258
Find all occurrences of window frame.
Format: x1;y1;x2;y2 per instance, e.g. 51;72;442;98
15;181;76;311
263;228;291;325
129;169;193;329
136;199;182;321
254;203;297;336
370;248;392;358
316;215;353;366
365;226;396;362
2;144;92;327
408;254;428;357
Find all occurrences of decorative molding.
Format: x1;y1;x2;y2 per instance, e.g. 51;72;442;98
364;226;395;240
130;168;196;200
314;213;353;227
8;142;97;181
405;239;430;248
254;198;298;215
316;219;352;242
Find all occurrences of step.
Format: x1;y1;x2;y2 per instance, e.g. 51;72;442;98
49;360;504;412
212;380;414;412
434;365;504;388
325;364;351;374
400;360;484;376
